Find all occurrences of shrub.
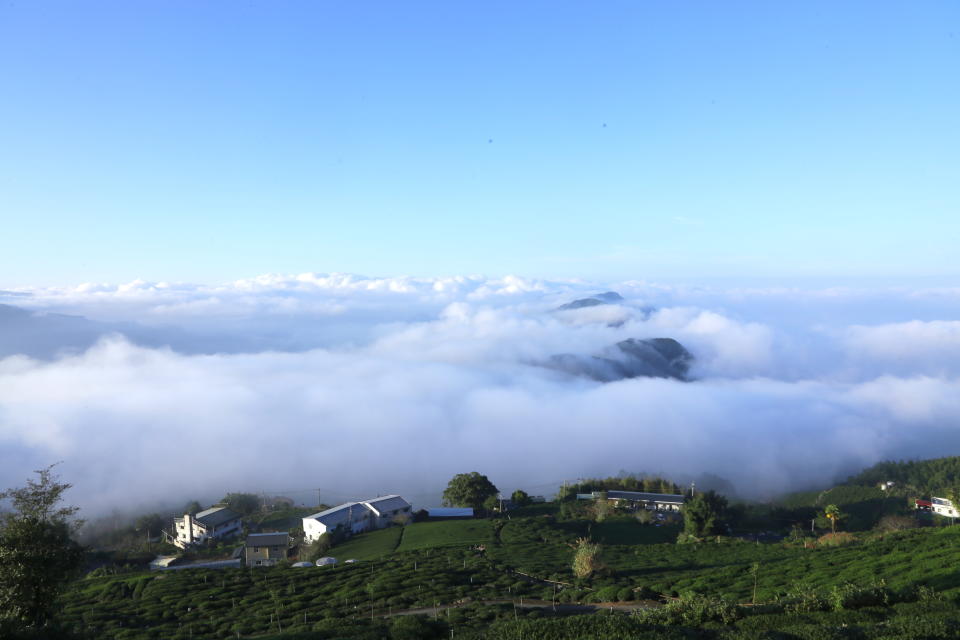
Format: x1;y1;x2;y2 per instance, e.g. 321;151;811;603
817;532;857;547
572;538;604;578
829;580;890;611
780;583;830;613
589;585;621;603
876;515;918;532
635;592;742;626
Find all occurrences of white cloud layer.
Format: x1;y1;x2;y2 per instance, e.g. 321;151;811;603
2;273;960;514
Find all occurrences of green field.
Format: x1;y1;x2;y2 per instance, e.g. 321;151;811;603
250;506;317;532
396;519;495;551
327;526;403;561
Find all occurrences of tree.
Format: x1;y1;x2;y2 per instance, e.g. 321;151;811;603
572;537;605;578
592;493;611;523
221;492;260;516
183;500;202;516
683;490;728;538
134;513;165;537
442;472;498;510
824;504;842;533
0;465;85;629
511;489;531;507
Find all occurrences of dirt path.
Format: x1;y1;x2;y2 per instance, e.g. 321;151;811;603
392;525;406;553
374;598;657;619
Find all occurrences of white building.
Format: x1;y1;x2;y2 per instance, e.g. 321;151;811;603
302;495;412;543
173;507;243;549
931;497;958;518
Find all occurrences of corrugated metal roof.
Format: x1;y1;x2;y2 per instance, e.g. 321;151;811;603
605;491;685;504
245;532;289;547
305;502;367;527
361;495;411;516
194;507;243;528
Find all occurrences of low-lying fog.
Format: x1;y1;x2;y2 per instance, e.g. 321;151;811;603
2;274;959;514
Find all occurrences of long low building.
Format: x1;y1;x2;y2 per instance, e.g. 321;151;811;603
580;490;686;511
303;495;412;543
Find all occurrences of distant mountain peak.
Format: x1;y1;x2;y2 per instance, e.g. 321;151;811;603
555;291;624;311
544;337;694;383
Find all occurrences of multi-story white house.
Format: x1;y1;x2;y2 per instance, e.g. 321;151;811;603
173;507;243;549
302;495;411;543
931;497;958;518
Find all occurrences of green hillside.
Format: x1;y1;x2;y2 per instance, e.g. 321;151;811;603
49;512;960;639
846;456;960;496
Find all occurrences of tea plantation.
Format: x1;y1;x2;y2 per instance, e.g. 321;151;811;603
49;515;960;639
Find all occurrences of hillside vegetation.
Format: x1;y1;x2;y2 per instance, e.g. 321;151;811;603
52;510;960;639
846;456;960;496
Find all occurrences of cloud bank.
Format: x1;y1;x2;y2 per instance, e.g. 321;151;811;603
1;274;959;514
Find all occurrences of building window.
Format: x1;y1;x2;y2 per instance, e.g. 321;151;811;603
254;547;259;552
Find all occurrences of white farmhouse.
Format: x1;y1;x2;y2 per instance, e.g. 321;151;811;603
173;507;243;549
931;497;958;518
302;495;411;543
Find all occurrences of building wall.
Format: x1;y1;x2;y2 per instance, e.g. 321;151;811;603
932;504;958;517
174;515;243;548
302;518;329;543
303;505;406;543
246;545;286;567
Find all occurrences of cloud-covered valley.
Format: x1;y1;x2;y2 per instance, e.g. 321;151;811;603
1;274;959;514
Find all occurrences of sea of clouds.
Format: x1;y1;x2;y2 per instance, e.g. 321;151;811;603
1;273;959;514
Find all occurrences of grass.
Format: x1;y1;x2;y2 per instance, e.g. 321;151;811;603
251;506;317;531
396;520;495;551
591;518;680;545
328;526;403;561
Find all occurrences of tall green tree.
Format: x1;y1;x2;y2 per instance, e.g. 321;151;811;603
221;492;260;516
442;472;498;510
683;490;729;538
511;489;531;507
0;465;85;630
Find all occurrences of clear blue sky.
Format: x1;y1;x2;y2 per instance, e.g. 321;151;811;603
1;1;958;286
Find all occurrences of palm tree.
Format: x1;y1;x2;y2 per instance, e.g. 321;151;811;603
824;504;842;533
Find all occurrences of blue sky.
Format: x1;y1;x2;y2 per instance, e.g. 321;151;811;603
1;1;958;286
